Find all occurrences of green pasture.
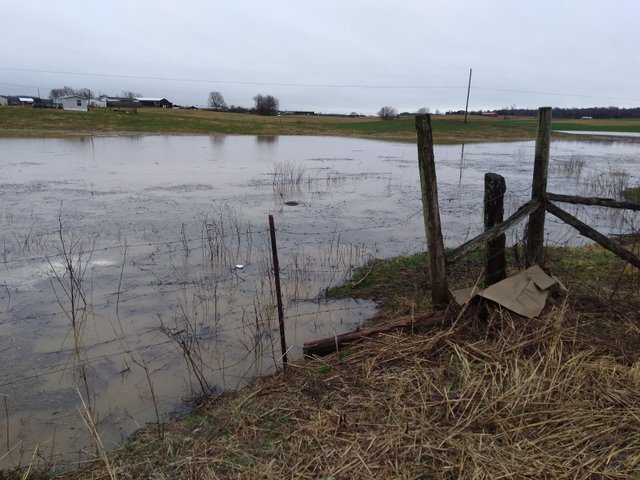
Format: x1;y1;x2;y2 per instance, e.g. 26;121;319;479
5;107;638;143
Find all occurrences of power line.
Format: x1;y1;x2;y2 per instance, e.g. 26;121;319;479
0;67;465;90
4;66;640;103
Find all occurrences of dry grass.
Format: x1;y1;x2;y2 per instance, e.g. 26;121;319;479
53;292;640;479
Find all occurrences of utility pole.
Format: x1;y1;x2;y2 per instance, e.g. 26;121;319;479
464;68;472;124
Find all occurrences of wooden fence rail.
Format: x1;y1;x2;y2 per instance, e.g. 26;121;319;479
545;192;640;211
419;106;640;301
446;199;540;264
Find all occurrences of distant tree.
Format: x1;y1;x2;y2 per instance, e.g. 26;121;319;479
208;91;227;110
378;106;397;120
48;86;94;99
75;88;94;99
49;86;76;99
121;91;142;99
417;107;430;114
253;94;279;116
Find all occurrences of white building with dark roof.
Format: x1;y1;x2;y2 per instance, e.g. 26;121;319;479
54;96;89;112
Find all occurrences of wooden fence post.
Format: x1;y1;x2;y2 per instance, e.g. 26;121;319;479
415;115;450;307
484;173;506;285
268;214;288;370
526;106;552;266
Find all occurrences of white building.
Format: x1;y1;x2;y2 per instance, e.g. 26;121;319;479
89;98;107;108
0;96;7;106
55;96;89;112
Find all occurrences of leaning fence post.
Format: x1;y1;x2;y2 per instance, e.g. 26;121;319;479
268;214;288;370
526;106;552;266
415;115;450;307
484;173;506;286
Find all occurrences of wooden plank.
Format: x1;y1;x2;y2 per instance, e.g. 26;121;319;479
485;173;507;285
303;310;446;357
447;199;541;264
546;192;640;211
545;201;640;269
415;115;450;307
526;106;552;266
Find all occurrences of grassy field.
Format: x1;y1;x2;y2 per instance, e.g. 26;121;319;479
3;107;640;143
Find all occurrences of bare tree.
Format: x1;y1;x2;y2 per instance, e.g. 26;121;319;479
417;107;430;114
75;88;94;99
49;86;94;99
121;91;142;99
253;94;279;116
208;91;227;110
49;86;76;99
378;106;397;120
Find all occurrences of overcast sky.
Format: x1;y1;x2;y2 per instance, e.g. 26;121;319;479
1;0;638;114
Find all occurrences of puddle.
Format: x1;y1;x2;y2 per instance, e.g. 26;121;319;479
1;134;640;468
556;130;640;139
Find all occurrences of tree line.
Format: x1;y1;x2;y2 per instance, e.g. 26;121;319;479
492;106;640;119
207;91;279;116
48;86;143;100
43;86;640;119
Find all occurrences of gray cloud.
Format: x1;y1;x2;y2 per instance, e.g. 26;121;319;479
1;0;638;113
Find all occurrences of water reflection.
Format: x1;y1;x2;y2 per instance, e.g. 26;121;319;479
556;130;640;140
458;143;465;187
256;135;278;144
209;134;226;146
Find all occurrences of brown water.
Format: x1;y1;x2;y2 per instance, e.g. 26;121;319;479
1;134;639;469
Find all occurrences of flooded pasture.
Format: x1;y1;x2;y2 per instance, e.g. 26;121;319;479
1;134;640;469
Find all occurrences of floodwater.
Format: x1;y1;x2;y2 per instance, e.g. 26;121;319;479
1;134;640;469
557;130;640;139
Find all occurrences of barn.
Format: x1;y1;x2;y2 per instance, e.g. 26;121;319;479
0;96;7;106
55;96;89;112
136;97;173;108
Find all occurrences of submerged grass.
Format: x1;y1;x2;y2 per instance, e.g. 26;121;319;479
16;243;637;479
622;186;640;203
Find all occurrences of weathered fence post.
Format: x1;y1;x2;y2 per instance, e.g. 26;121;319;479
525;106;552;266
484;173;506;285
268;214;288;370
415;115;450;307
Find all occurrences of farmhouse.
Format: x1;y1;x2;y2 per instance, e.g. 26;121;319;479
136;97;173;108
54;96;89;112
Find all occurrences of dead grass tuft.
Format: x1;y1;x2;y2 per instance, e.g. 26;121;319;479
53;294;640;479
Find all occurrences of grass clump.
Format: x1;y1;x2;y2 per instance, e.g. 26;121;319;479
621;186;640;203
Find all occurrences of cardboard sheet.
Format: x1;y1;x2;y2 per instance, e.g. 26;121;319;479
451;265;561;318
